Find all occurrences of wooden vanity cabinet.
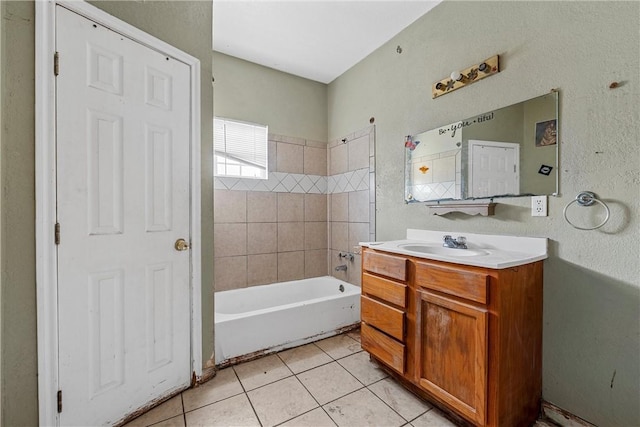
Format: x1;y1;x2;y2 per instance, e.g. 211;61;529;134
361;248;543;427
360;251;408;374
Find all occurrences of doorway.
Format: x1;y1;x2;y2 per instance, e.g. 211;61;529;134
36;2;202;425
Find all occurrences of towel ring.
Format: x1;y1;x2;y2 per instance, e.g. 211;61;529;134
563;191;610;230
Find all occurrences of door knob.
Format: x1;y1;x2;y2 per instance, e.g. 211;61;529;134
174;238;190;251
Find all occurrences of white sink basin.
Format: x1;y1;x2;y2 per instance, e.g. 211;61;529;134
398;244;488;257
361;229;548;269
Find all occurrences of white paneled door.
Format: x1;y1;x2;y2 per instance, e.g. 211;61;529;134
56;6;192;425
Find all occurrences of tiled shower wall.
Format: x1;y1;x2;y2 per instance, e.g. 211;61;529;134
328;126;375;286
213;127;375;291
213;135;328;291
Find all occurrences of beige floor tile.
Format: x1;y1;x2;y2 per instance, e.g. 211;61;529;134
233;354;293;391
125;395;183;427
297;361;362;405
280;407;337;427
279;343;333;374
247;376;318;427
185;394;260;427
346;329;361;343
182;367;244;412
116;331;551;427
368;378;431;421
151;415;185;427
323;388;405;427
338;351;388;385
410;408;459;427
315;334;362;360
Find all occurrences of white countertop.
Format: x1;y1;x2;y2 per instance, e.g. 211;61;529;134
361;229;548;269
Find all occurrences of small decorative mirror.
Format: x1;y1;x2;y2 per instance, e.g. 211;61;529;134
405;92;558;203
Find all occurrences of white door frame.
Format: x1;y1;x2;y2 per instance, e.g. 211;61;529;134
35;1;202;425
467;139;520;197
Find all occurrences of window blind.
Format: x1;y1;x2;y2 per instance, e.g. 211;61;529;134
214;117;268;170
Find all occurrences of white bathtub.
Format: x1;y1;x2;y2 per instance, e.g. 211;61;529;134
214;276;361;365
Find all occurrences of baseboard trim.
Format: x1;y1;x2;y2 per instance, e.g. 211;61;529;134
542;401;597;427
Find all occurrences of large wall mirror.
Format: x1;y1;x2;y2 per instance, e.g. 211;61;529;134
405;92;558;203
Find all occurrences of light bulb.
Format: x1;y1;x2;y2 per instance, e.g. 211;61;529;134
450;71;463;81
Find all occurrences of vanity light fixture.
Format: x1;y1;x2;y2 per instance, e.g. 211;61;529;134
432;55;500;99
450;71;465;82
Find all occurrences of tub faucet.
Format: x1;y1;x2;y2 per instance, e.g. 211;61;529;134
338;252;354;262
443;235;467;249
335;264;348;272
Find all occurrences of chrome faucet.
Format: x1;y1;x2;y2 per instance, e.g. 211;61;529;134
443;235;467;249
335;264;348;272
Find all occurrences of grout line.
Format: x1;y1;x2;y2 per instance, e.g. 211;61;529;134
281;358;334;376
208;334;363;426
274;339;364;425
273;405;337;427
278;353;297;377
294;368;337;426
180;393;187;426
246;394;264;427
273;375;323;426
366;376;388;388
238;373;296;395
231;367;264;427
319;384;366;407
322;407;340;427
231;366;249;394
365;380;421;424
315;334;432;425
406;407;436;425
181;372;247;415
233;354;296;394
182;391;248;418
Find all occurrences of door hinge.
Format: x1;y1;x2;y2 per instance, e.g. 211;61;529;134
57;390;62;413
54;52;60;76
54;223;60;245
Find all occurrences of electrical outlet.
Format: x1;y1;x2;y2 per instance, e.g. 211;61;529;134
531;195;548;217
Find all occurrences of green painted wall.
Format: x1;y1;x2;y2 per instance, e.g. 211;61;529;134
0;4;3;418
0;1;213;424
0;1;5;423
213;52;328;142
1;2;37;425
328;1;639;426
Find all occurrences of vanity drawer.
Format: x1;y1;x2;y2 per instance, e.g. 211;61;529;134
415;261;489;304
361;322;405;374
361;295;405;341
363;251;407;281
362;273;407;308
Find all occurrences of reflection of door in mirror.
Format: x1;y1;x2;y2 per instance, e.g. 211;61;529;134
468;140;519;198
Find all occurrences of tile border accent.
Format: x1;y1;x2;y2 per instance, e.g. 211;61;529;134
215;168;371;195
328;168;369;194
215;173;327;194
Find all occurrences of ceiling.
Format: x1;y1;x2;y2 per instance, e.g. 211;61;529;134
213;1;442;84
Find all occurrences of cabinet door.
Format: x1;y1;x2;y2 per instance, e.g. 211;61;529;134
415;289;488;426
